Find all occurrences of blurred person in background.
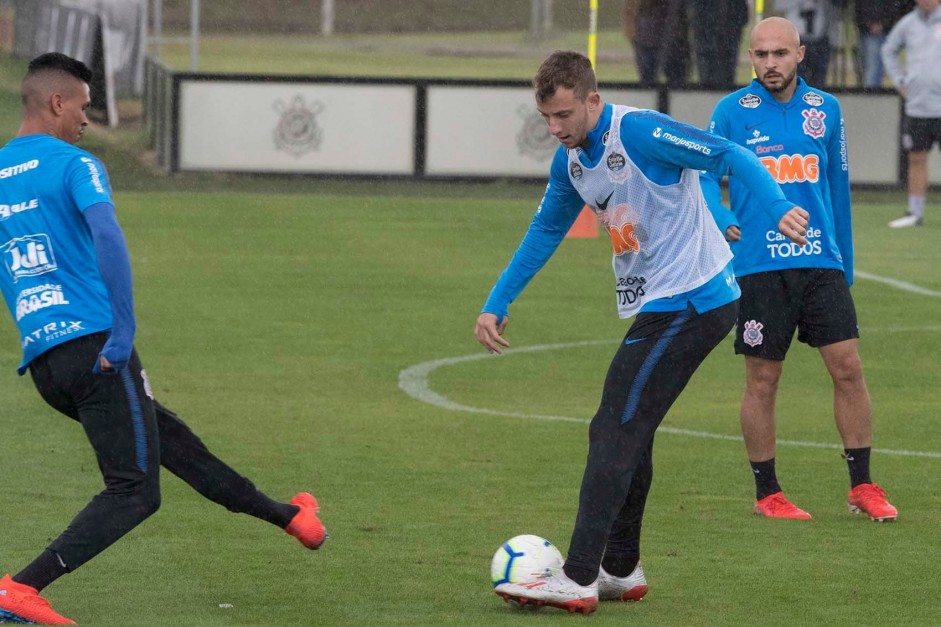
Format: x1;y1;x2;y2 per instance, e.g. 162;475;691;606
882;0;941;228
622;0;690;87
704;17;898;522
688;0;749;88
855;0;912;88
778;0;846;88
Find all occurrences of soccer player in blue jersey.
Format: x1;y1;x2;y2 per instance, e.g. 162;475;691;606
475;50;809;615
0;53;327;625
704;17;898;522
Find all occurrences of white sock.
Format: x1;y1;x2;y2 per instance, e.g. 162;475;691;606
908;195;926;218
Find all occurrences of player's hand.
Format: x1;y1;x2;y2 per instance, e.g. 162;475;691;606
778;207;810;246
725;225;741;242
475;313;510;354
93;335;132;374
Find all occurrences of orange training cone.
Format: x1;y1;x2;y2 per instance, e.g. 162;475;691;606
566;206;599;238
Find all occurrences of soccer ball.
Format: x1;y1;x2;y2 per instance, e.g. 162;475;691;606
490;534;564;587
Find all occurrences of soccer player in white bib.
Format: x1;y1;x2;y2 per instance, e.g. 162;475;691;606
475;50;809;615
704;17;898;522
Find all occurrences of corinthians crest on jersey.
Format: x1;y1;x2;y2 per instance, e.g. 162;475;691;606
801;108;826;139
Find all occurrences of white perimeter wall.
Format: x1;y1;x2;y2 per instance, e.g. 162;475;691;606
171;77;909;185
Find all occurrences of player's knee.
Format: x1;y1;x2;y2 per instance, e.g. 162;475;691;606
105;473;161;520
746;370;781;395
830;354;864;386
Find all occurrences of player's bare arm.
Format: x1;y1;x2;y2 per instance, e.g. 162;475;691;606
475;313;510;354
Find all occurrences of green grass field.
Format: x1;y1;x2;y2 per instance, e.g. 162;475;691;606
0;29;939;625
0;188;939;626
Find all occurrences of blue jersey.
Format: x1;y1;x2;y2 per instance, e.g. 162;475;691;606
704;78;854;283
0;135;116;373
483;103;796;320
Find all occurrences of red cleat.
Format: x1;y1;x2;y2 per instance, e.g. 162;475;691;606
598;564;648;602
754;491;812;519
0;574;76;625
848;483;898;522
285;492;328;549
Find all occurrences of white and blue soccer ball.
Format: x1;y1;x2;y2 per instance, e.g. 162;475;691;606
490;534;564;587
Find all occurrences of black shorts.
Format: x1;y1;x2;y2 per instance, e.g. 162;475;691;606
903;116;941;153
734;269;858;360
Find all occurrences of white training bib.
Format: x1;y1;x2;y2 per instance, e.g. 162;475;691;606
567;105;732;318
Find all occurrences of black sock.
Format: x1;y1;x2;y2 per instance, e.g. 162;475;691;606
600;554;639;578
751;458;782;500
14;550;69;592
844;447;872;487
562;563;598;587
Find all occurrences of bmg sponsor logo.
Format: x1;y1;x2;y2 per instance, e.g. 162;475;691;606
606;222;640;256
758;154;819;183
3;234;57;282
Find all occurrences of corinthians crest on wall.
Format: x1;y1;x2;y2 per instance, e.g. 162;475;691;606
516;105;556;161
273;95;325;157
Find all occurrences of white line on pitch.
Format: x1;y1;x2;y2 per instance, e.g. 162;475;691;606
398;333;941;460
856;270;941;297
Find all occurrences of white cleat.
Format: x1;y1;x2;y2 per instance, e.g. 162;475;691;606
888;214;923;228
598;563;648;601
495;568;599;615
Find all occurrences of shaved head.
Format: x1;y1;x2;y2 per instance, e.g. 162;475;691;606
750;16;801;49
748;17;805;101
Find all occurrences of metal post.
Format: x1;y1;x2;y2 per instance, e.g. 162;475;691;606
153;0;162;60
530;0;542;41
190;0;199;71
542;0;552;36
322;0;334;36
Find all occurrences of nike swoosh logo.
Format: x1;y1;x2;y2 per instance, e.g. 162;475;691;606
625;337;646;345
745;122;764;130
596;191;614;212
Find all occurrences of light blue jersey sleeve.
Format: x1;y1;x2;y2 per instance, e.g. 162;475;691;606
828;107;854;285
66;152;114;211
481;148;584;319
698;108;740;239
625;110;794;224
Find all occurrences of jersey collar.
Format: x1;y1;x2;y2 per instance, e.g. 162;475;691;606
749;76;810;108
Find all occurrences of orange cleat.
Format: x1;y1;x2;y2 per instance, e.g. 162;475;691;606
0;574;76;625
753;491;812;519
285;492;328;549
848;483;898;522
